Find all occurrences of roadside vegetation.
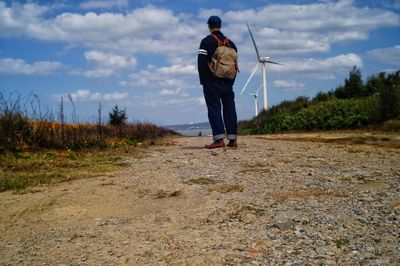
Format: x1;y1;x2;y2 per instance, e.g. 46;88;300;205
239;67;400;134
0;149;138;192
0;93;175;191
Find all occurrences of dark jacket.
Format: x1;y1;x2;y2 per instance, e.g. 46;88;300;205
197;30;237;87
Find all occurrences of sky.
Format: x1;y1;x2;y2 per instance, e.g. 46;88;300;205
0;0;399;126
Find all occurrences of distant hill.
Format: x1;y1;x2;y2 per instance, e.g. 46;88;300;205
165;122;210;131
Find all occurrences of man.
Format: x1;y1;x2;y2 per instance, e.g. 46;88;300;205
197;15;238;149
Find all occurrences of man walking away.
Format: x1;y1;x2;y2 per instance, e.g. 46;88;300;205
197;16;238;149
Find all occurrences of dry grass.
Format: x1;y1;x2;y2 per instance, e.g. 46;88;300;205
259;131;400;149
333;237;350;248
1;114;175;152
239;162;271;174
26;121;174;150
266;188;348;200
188;177;220;185
242;205;268;216
390;199;400;208
187;177;244;194
215;183;244;193
154;189;181;199
0;148;141;192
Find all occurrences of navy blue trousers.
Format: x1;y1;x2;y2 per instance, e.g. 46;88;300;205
203;84;237;141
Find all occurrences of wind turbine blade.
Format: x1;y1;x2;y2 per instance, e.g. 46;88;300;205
266;60;284;66
240;63;259;95
246;22;260;60
256;83;262;94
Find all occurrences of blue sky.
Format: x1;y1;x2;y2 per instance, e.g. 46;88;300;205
0;0;399;125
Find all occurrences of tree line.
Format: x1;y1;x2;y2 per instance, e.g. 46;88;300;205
238;67;400;134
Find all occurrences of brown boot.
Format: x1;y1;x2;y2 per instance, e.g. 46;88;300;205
205;139;225;149
227;139;238;148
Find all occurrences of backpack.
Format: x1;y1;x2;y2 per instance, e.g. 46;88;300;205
208;34;239;80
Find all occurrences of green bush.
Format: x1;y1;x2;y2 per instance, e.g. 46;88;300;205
109;104;128;126
239;68;399;135
378;71;400;121
239;96;379;134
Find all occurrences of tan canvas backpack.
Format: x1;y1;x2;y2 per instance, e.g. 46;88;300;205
208;34;239;80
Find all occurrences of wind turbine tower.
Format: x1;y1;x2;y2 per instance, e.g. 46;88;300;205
249;91;259;116
249;84;262;117
241;23;283;111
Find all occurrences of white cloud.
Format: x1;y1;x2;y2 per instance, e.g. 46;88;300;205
84;50;137;68
0;57;62;75
126;63;197;89
224;0;400;57
1;0;398;60
273;80;306;92
271;53;363;79
47;6;183;48
160;89;177;96
242;27;330;56
72;50;137;78
102;92;129;101
226;0;399;33
66;89;129;102
0;3;193;56
118;80;128;86
79;0;128;10
157;64;197;75
128;92;204;109
160;87;190;97
81;68;114;78
366;45;400;66
0;2;48;36
128;70;187;89
197;97;206;106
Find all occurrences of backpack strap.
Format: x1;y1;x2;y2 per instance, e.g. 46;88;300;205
211;34;231;47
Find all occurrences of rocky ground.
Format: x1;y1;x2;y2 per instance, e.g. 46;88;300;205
0;132;399;265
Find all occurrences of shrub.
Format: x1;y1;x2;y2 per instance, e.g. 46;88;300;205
0;92;175;152
109;105;128;126
0;114;174;152
377;71;400;121
0;112;31;152
239;69;399;135
238;96;379;134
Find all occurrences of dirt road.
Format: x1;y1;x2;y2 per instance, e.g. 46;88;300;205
1;133;399;265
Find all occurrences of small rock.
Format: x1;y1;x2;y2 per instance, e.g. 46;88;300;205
361;196;375;202
207;211;225;224
274;219;294;230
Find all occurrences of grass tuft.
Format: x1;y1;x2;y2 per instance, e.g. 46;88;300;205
188;177;219;185
215;183;244;193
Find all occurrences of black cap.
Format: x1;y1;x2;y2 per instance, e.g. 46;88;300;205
207;16;221;28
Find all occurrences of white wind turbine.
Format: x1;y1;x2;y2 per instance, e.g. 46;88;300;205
240;22;283;111
248;84;262;117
